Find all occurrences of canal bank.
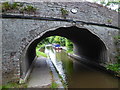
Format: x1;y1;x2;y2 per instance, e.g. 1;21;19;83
46;57;64;88
60;46;120;78
67;53;120;78
46;46;119;88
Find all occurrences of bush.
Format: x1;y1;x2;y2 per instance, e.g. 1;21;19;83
2;2;37;13
106;64;120;72
20;5;37;13
11;2;20;9
61;8;69;19
2;2;21;12
2;2;11;12
65;39;73;52
26;5;37;12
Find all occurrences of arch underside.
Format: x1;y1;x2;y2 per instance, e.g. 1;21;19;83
21;26;107;78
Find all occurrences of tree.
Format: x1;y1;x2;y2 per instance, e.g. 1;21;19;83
65;39;73;52
37;36;73;52
94;0;119;11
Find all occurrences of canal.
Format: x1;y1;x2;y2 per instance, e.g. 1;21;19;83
45;46;119;88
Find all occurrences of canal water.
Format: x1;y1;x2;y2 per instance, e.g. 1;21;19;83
45;46;119;88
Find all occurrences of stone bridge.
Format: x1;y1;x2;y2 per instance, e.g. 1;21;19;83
1;2;119;84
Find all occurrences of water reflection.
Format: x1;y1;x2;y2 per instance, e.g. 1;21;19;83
45;46;67;82
45;46;119;88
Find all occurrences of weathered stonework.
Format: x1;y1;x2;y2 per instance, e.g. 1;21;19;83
2;2;119;84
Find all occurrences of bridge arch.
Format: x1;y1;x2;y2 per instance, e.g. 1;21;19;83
20;26;108;81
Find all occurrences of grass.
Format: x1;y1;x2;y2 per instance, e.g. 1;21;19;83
36;48;47;57
2;2;21;12
49;70;59;88
0;82;27;89
58;74;68;88
50;82;59;88
66;50;73;54
2;2;37;13
2;2;11;12
20;5;37;13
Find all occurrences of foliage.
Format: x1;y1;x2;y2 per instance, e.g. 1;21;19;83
48;36;55;44
36;44;45;49
50;82;59;88
106;64;120;73
2;2;37;13
100;1;106;5
36;47;47;57
37;36;69;47
107;35;120;76
20;5;37;13
37;38;50;46
61;8;69;19
37;36;73;55
66;50;73;54
114;35;120;40
106;1;120;6
114;35;120;63
57;74;68;88
10;2;20;9
95;0;119;11
114;35;120;45
19;7;25;13
115;55;120;63
53;36;61;44
59;37;66;46
2;2;11;12
51;36;64;46
0;82;27;89
65;39;73;52
107;19;112;24
2;2;21;12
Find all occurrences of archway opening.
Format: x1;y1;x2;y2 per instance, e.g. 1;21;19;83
36;36;73;57
21;26;107;78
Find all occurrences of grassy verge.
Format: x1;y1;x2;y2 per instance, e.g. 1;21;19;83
106;64;120;77
36;48;47;57
49;63;67;88
58;74;68;88
66;50;73;54
0;82;27;89
49;71;59;88
50;82;59;88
